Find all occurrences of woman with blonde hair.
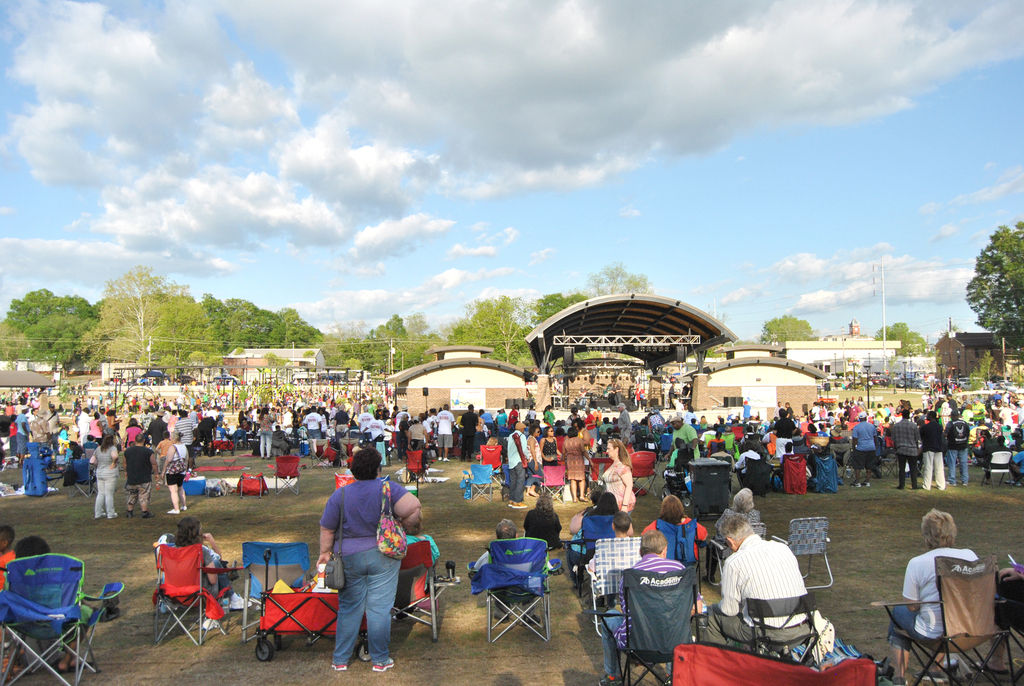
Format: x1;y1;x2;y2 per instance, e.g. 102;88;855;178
887;509;985;684
602;439;634;512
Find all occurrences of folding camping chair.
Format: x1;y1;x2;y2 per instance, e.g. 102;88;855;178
877;555;1013;686
565;514;616;596
541;464;567;502
772;517;833;590
590;456;612;489
240;541;312;645
405;450;427;486
154;543;234;646
706;522;766;586
588;536;642;636
470;537;561;643
393;540;459;642
0;554;123;686
591;565;697;685
237;472;268;498
271;455;300;495
65;458;94;497
746;593;821;665
479;445;503;487
630;451;657;496
465;463;496;502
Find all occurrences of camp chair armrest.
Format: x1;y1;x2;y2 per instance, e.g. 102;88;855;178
82;581;125;602
707;539;726;553
201;565;245;574
770;536;788;544
871;600;939;608
582;609;619;618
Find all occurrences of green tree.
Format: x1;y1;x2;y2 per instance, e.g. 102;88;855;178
5;289;98;369
277;307;322;347
875;322;927;355
759;315;813;344
966;221;1024;348
89;266;186;362
585;262;652;296
151;295;209;366
533;292;589;325
448;296;532;364
0;321;29;361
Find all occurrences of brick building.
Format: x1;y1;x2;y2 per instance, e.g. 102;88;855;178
935;332;1004;377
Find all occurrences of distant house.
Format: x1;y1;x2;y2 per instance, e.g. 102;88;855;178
935;333;1004;377
222;348;326;383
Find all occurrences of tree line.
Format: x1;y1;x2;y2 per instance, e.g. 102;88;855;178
0;262;654;374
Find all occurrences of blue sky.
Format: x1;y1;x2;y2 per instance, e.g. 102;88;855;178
1;0;1022;344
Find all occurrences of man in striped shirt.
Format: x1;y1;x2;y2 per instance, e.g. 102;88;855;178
705;514;809;647
599;529;683;686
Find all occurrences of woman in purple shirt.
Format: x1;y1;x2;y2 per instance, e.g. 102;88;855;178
317;448;421;673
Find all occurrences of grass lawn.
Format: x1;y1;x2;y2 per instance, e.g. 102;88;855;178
1;452;1022;685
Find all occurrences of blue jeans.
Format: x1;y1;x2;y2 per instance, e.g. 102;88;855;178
600;611;624;678
333;547;400;666
887;604;930;650
946;448;969;485
509;465;525;502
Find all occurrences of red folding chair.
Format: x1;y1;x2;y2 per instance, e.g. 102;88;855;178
393;540;450;642
154;544;228;646
272;455;300;494
479;445;503;487
406;449;427;485
237;472;269;498
630;451;657;496
590;456;612;485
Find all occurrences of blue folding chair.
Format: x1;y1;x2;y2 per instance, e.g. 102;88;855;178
22;457;49;497
565;514;616;595
240;542;311;648
465;463;497;501
0;554;123;686
470;537;561;642
65;459;95;497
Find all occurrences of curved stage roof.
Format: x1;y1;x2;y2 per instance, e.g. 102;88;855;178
525;293;737;373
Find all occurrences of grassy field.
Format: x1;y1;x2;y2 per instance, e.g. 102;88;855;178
1;452;1022;685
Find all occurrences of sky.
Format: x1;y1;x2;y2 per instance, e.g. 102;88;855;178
1;0;1023;345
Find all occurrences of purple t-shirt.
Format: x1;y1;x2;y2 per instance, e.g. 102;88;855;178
320;478;409;557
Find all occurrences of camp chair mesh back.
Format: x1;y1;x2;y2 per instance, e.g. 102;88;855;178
745;593;819;664
240;541;310;644
589;536;642;636
467;463;496;502
618;565;696;685
630;451;657;495
272;455;301;494
988;451;1012;484
567;514;616;595
479;445;502;471
0;554;123;686
67;458;95;497
470;537;554;643
394;540;446;642
776;517;833;590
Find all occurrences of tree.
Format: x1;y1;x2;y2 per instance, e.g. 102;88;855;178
277;307;322;347
151;295;209;366
875;322;927;356
760;315;813;344
966;221;1024;348
89;267;186;362
533;292;589;325
4;289;98;369
448;296;532;364
585;262;652;296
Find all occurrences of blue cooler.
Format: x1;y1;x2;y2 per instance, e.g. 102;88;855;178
183;477;207;496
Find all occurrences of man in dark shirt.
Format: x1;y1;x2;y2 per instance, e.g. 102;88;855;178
123;433;157;518
890;409;921;490
773;409;796;446
944;410;971;486
147;410;167;447
459;405;479;461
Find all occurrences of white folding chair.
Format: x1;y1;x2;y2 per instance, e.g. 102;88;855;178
772;517;833;590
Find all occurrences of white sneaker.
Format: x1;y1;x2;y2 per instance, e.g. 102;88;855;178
181;505;188;511
167;509;181;515
229;593;246;611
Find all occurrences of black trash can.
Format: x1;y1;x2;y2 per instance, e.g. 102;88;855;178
689;457;732;519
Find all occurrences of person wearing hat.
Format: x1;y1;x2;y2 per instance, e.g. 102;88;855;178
668;412;698;469
505;421;529;509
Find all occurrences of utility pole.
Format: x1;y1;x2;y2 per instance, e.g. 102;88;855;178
880;256;887;375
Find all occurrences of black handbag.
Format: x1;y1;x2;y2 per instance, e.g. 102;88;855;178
323;488;346;590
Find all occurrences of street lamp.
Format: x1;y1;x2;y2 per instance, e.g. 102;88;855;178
903;361;909;390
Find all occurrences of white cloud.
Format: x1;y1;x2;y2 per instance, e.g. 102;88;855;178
720;287;755;305
0;207;14;216
619;204;641;218
919;201;941;215
501;227;520;245
349;213;455;259
294;266;515;326
529;248;555;265
447;244;498;259
950;165;1024;206
930;223;960;242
